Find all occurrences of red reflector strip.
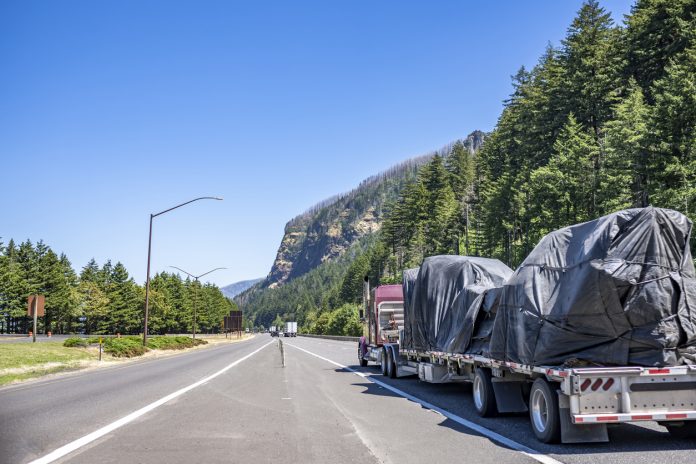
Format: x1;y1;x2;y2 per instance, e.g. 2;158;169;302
632;415;652;420
667;413;688;420
597;416;619;422
648;368;671;375
575;417;584;423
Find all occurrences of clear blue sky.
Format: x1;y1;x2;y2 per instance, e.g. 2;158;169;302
0;0;633;287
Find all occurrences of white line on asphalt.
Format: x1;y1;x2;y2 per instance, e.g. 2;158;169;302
287;343;564;464
29;340;275;464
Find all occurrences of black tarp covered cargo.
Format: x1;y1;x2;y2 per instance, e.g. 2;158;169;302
488;207;696;367
402;255;513;353
402;267;419;322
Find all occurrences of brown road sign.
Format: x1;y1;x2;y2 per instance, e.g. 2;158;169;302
27;295;46;317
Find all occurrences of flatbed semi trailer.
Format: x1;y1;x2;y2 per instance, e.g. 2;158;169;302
359;283;696;443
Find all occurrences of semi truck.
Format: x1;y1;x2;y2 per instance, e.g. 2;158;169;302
359;281;696;443
358;208;696;444
284;321;297;337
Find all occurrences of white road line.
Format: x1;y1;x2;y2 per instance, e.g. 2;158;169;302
287;343;564;464
29;340;275;464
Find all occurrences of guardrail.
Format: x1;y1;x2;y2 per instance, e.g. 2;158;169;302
298;334;360;342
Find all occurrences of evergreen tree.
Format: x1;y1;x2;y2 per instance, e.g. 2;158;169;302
561;0;623;137
599;79;649;212
649;42;696;221
625;0;696;93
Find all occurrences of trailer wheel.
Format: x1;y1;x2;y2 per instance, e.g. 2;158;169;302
358;345;368;367
665;422;696;439
380;349;388;375
529;378;561;443
386;349;397;378
473;368;497;417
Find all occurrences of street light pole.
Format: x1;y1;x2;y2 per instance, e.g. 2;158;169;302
170;266;227;339
143;197;222;346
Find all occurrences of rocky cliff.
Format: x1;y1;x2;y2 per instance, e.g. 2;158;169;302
263;132;485;288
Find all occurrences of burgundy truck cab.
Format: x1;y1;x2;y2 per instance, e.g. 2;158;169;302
368;284;404;346
359;284;404;368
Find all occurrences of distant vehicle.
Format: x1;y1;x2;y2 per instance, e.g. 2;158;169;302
270;325;278;337
284;321;297;337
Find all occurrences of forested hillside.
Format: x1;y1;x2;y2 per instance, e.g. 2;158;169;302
241;0;696;335
264;155;432;288
238;133;485;330
0;239;235;334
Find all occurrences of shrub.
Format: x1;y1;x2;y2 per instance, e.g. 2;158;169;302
146;336;207;350
104;338;147;357
63;337;88;348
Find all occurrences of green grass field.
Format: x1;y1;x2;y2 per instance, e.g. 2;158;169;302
0;342;95;386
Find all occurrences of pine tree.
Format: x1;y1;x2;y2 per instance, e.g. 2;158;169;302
561;0;623;137
599;79;649;212
649;43;696;221
625;0;696;93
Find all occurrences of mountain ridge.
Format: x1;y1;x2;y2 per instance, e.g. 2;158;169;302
262;131;485;289
220;278;263;299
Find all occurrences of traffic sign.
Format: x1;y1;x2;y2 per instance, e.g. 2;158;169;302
27;295;45;317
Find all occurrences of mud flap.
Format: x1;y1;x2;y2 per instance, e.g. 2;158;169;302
558;393;608;443
491;380;528;413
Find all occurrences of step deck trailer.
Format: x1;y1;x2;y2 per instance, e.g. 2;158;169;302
359;285;696;444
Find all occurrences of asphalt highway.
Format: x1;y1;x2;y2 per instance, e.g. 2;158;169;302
0;335;693;464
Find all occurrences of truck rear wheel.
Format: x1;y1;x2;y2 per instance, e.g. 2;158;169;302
665;421;696;438
529;378;561;443
473;368;497;417
380;349;388;375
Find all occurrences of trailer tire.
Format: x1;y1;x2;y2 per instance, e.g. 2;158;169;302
529;378;561;443
473;368;497;417
665;421;696;439
386;349;397;378
380;348;388;375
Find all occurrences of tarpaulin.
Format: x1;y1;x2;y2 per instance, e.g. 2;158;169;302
488;207;696;367
402;255;513;352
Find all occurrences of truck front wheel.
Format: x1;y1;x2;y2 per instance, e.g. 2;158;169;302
529;378;561;443
358;345;368;367
386;349;397;378
473;368;498;417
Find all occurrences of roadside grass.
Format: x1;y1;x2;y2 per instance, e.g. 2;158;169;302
1;335;227;386
0;342;95;386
